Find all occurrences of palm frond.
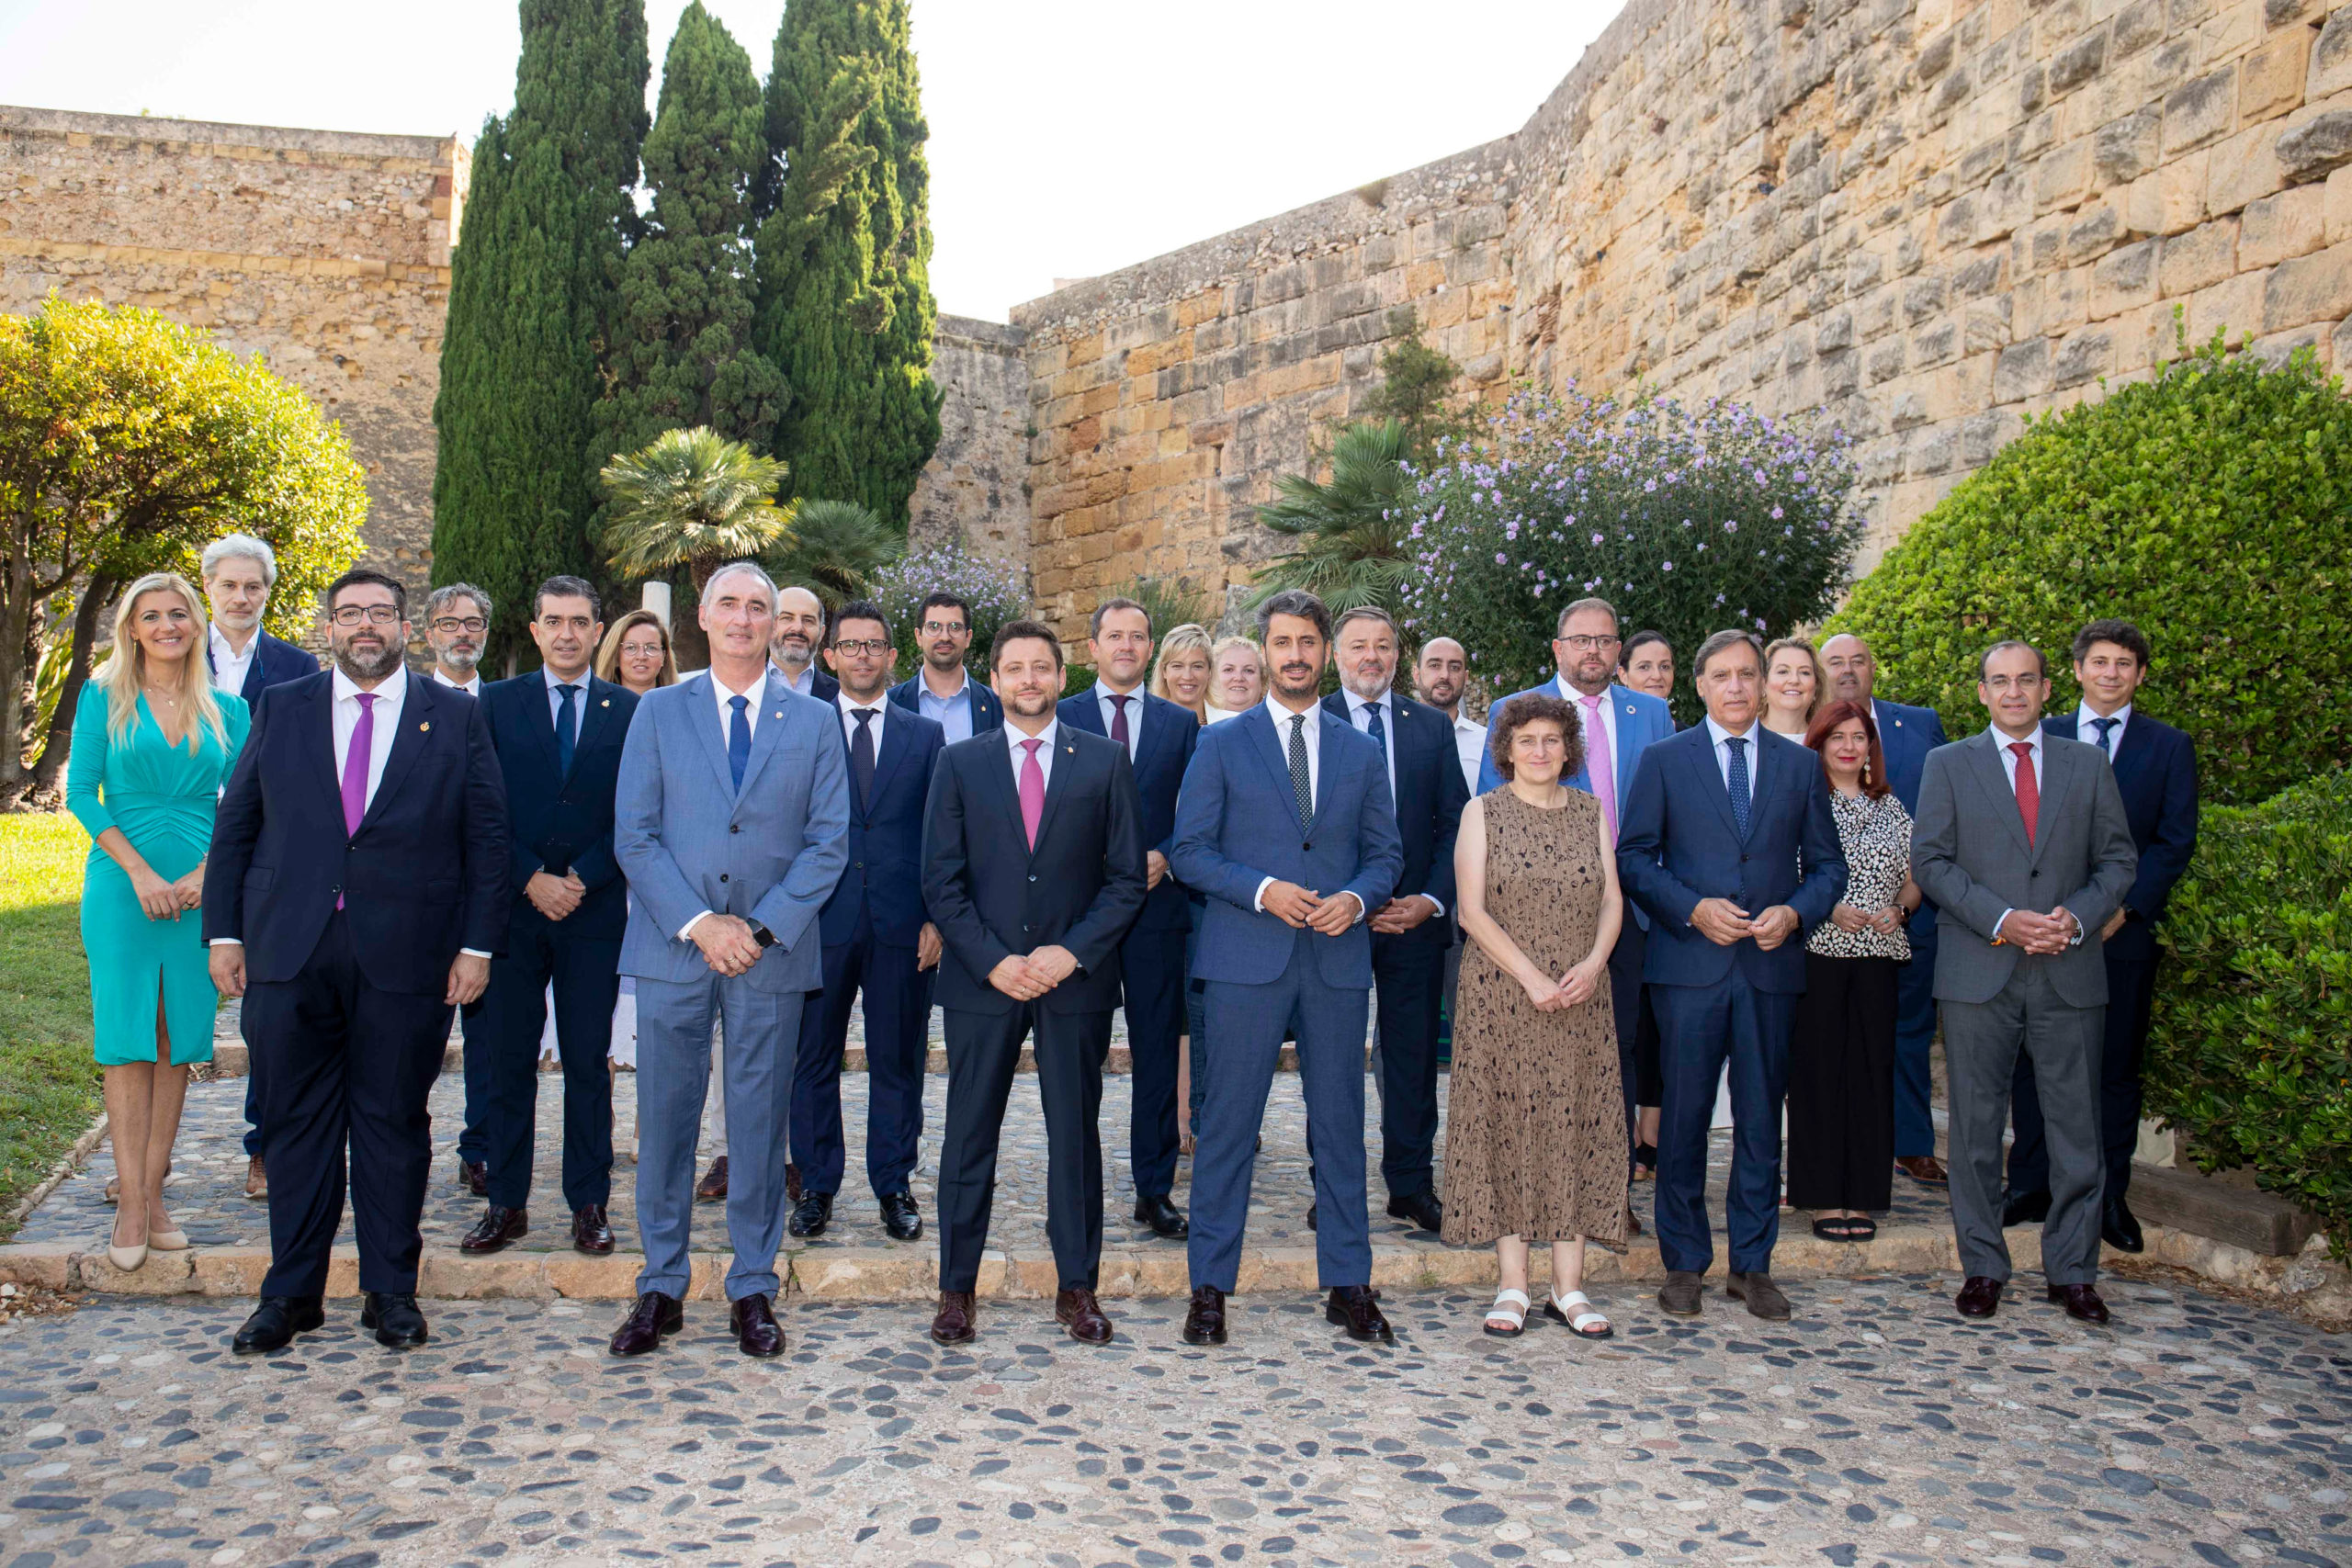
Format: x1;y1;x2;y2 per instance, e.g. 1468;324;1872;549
1248;419;1416;615
599;425;795;584
764;496;905;608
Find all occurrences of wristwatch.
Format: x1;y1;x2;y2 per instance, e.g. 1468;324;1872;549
749;921;777;949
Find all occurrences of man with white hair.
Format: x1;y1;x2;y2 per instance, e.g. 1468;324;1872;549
200;532;320;1202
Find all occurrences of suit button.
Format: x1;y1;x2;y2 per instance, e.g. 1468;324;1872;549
331;884;341;896
1740;853;1750;863
1029;874;1038;883
1303;841;1314;852
719;874;729;883
2030;869;2041;878
855;862;864;870
730;825;741;834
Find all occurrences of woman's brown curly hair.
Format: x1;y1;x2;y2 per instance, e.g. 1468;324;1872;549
1487;692;1586;783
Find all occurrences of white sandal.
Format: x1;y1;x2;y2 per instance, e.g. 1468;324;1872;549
1544;1290;1613;1338
1483;1288;1531;1337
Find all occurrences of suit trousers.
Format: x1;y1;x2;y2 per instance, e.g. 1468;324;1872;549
1891;911;1940;1158
2005;951;2155;1209
936;1004;1111;1292
1942;962;2106;1286
1607;906;1648;1152
633;974;801;1303
1785;953;1897;1213
1121;922;1189;1201
242;1059;266;1160
1370;932;1446;1199
242;910;453;1297
1650;975;1797;1275
479;919;619;1212
1189;941;1373;1292
789;908;928;1199
457;997;491;1168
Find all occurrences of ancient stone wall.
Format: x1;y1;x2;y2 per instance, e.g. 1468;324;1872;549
910;314;1032;569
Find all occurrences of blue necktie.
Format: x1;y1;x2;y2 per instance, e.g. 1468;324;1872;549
1363;699;1385;750
554;682;578;777
2092;716;2117;755
1725;735;1751;839
728;694;752;792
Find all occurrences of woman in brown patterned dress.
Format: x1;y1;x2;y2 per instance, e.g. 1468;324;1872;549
1442;694;1627;1338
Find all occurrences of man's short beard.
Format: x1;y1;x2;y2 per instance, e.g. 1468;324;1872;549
773;637;812;669
335;637;405;682
926;645;964;671
214;607;261;632
437;645;481;675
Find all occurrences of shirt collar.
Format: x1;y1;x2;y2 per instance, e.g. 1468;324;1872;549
838;691;887;716
1346;687;1386;717
1991;723;2043;753
1704;714;1758;747
543;666;586;693
431;666;476;694
1006;718;1058;751
2077;701;2131;728
209;623;247;660
923;665;970;701
1263;694;1319;728
710;667;767;706
1093;679;1142;705
1557;673;1611;708
334;663;407;705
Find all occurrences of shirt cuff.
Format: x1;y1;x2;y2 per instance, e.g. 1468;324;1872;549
1995;907;2016;942
1335;891;1366;926
1419;895;1445;918
459;948;492;960
1253;877;1275;913
208;938;242;947
679;910;714;942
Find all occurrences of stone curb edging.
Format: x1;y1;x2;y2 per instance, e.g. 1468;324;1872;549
4;1115;111;1231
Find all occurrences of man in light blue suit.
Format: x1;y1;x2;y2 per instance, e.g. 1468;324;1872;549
606;562;850;1361
1480;597;1677;1156
1170;589;1404;1348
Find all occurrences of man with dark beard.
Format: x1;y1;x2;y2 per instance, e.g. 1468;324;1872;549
207;569;509;1355
769;585;839;702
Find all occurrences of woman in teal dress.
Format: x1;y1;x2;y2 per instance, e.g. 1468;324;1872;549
66;570;251;1272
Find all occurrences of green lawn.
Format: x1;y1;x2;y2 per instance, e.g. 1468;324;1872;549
0;811;101;1235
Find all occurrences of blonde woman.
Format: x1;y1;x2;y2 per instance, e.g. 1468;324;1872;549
1762;637;1825;740
595;608;678;695
1150;623;1214;723
1204;635;1264;722
66;572;251;1271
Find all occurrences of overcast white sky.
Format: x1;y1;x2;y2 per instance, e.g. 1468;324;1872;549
0;0;1619;321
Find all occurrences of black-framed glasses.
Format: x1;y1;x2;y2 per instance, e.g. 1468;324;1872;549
1555;634;1622;652
430;616;487;634
831;637;893;657
333;605;402;626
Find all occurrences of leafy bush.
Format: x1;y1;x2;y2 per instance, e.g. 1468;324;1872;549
869;539;1029;676
1398;388;1864;715
1832;335;2352;805
2148;768;2352;1258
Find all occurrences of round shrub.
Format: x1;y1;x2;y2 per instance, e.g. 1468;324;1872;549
2148;768;2352;1258
1833;337;2352;805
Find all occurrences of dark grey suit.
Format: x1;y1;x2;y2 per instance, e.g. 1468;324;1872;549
1912;729;2136;1286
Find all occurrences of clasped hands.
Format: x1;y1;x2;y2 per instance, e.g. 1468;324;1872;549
1261;881;1365;935
525;869;587;921
989;944;1079;1001
1518;955;1607;1013
691;913;764;977
131;865;207;922
1996;906;2081;955
1829;901;1906;936
1690;897;1801;950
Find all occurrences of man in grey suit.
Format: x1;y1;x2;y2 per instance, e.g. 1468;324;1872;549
1912;640;2135;1325
605;561;851;1359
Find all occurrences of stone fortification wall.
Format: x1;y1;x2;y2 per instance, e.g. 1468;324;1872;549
911;314;1033;569
0;106;464;594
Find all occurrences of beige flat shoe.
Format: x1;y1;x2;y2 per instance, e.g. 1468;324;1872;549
107;1239;148;1272
147;1227;189;1251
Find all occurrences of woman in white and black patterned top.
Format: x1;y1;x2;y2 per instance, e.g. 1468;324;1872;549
1787;700;1922;1241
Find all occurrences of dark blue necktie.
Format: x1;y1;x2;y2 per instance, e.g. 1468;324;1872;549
1363;699;1385;749
850;707;877;812
1724;735;1751;838
554;682;578;777
728;694;752;792
2092;716;2117;754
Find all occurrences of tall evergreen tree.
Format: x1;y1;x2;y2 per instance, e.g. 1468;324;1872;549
753;0;943;523
594;3;782;477
432;0;650;669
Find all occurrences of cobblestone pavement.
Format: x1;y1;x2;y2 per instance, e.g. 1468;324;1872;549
1;1277;2346;1568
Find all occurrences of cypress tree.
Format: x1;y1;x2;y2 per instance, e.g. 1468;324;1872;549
431;0;649;668
752;0;942;522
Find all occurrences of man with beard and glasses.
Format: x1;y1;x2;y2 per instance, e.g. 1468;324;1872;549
423;583;498;1196
1171;589;1403;1348
890;592;1002;741
206;569;508;1355
769;585;839;703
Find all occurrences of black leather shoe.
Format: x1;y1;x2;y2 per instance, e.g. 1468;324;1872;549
455;1158;488;1198
2048;1281;2112;1324
458;1204;526;1254
571;1204;616;1255
878;1191;922;1242
1181;1285;1227;1346
786;1190;833;1238
730;1292;786;1357
1326;1285;1393;1343
1386;1191;1443;1232
231;1295;323;1356
1134;1194;1188;1239
1955;1276;2004;1318
931;1291;977;1345
2003;1189;2052;1227
2102;1198;2144;1253
609;1291;683;1356
1306;1202;1317;1232
360;1292;428;1348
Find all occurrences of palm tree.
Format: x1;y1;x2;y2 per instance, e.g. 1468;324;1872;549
599;425;796;591
764;497;904;609
1248;418;1414;616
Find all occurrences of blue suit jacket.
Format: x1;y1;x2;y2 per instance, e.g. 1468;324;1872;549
1871;696;1949;815
207;627;317;705
614;670;852;993
888;670;1002;736
1059;687;1198;932
480;672;639;943
203;671;510;993
2042;711;2198;963
820;700;946;948
1615;723;1848;994
1170;703;1404;987
1322;689;1468;946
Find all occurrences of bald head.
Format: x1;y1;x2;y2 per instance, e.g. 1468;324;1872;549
1820;632;1875;705
771;584;828;675
1413;636;1469;714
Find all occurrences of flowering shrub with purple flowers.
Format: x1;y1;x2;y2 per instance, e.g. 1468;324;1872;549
870;540;1032;675
1396;387;1865;713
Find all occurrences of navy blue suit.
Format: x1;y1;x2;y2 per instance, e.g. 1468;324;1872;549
1170;702;1403;1292
1871;695;1951;1160
473;671;638;1215
203;671;509;1296
889;670;1002;737
1617;722;1846;1275
1060;685;1198;1202
1323;689;1468;1200
2009;709;2199;1209
790;698;946;1202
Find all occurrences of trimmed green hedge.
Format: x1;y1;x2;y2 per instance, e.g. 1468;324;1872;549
2149;768;2352;1258
1834;335;2352;805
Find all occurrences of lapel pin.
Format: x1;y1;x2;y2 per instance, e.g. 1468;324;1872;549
420;721;431;732
774;710;784;719
601;698;610;708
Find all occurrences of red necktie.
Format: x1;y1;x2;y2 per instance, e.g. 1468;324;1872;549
2009;740;2038;846
1019;739;1046;850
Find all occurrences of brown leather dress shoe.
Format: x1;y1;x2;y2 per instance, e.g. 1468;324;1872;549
456;1158;488;1197
459;1204;527;1254
931;1291;977;1346
2047;1282;2111;1324
695;1156;729;1201
1056;1287;1113;1344
785;1160;801;1203
608;1292;682;1356
244;1156;268;1201
1181;1285;1227;1345
731;1292;785;1357
1726;1270;1791;1320
1326;1285;1393;1343
1955;1276;2004;1318
571;1204;615;1255
1894;1155;1949;1186
1657;1270;1704;1315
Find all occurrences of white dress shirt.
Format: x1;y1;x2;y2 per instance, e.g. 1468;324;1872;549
678;669;773;942
543;664;592;729
1702;715;1762;803
1252;696;1363;924
1091;681;1145;761
431;668;481;698
1986;724;2079;944
2075;701;2130;758
1556;673;1621;772
209;623;255;696
1341;688;1397;795
1004;716;1059;791
1448;712;1486;796
1204;704;1248;726
838;691;888;755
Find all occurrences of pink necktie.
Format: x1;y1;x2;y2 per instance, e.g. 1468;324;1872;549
1018;738;1046;850
338;692;376;909
1579;692;1616;837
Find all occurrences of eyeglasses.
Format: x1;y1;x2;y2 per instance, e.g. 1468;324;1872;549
332;605;402;626
1983;674;2045;693
1555;634;1622;652
922;620;969;637
831;638;893;657
619;641;665;659
430;616;487;634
